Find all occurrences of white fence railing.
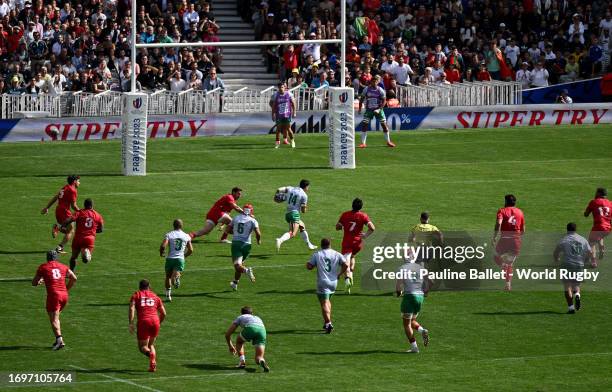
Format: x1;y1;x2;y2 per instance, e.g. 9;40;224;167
397;81;522;107
1;82;521;118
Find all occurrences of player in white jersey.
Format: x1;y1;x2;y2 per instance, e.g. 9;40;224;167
224;306;270;372
396;259;430;353
275;179;317;251
159;219;193;302
306;238;348;333
226;204;261;291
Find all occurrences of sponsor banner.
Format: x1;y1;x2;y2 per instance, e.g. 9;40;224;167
121;93;148;176
522;78;602;104
328;88;356;169
0;112;329;142
0;103;610;143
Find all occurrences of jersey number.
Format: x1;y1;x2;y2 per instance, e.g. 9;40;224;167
508;215;517;225
237;222;244;234
323;258;332;272
84;217;94;228
140;298;155;307
58;190;65;199
51;268;61;279
348;221;357;231
598;207;611;217
288;194;298;206
174;239;183;251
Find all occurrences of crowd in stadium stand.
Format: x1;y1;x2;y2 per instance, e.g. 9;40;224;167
0;0;610;97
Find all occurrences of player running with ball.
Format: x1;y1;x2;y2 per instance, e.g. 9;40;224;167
41;175;80;254
336;198;375;294
275;180;317;251
224;306;270;372
129;279;166;372
358;76;395;148
227;204;261;291
159;219;193;302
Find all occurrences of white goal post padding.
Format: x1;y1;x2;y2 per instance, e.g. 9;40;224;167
121;93;148;176
328;87;356;169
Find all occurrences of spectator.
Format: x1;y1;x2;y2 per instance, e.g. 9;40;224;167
312;71;329;88
203;67;225;92
186;72;202;90
530;62;550;87
476;63;492;81
516;62;532;89
560;56;580;83
393;56;413;85
446;63;461;83
169;69;187;92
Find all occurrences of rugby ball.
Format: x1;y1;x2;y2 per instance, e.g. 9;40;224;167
274;191;287;203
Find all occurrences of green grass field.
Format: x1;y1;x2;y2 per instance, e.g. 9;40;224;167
1;126;612;391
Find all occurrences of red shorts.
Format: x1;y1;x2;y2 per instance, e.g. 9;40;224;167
137;319;160;340
206;208;228;225
55;209;72;225
46;293;68;313
496;237;522;256
342;238;363;255
589;229;611;243
72;236;95;253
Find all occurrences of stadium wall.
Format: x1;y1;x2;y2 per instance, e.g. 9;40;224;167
0;103;610;143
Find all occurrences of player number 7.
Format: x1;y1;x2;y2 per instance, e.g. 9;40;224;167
348;221;357;231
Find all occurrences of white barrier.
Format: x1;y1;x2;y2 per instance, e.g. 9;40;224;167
397;81;522;107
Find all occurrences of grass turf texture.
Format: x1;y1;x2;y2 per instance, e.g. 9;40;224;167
0;126;612;392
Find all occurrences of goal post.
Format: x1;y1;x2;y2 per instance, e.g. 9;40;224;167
122;0;352;175
121;93;148;176
328;88;356;169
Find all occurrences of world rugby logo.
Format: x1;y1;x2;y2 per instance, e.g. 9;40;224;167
338;92;348;103
133;98;142;109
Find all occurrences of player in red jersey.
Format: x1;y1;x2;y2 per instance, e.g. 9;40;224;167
190;187;244;242
492;194;525;291
336;198;375;294
31;250;77;350
62;198;104;271
41;175;80;254
129;279;166;372
584;187;612;265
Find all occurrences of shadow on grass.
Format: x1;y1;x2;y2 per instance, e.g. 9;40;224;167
0;345;47;351
298;350;404;356
474;310;566;316
0;250;48;255
183;363;255;373
267;329;321;335
70;368;146;375
172;291;233;299
256;289;316;295
84;303;127;307
0;278;32;283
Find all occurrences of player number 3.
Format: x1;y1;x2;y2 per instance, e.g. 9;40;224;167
84;217;94;228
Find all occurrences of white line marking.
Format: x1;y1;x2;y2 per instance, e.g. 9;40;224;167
15;174;612;200
68;365;164;392
0;263;304;281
